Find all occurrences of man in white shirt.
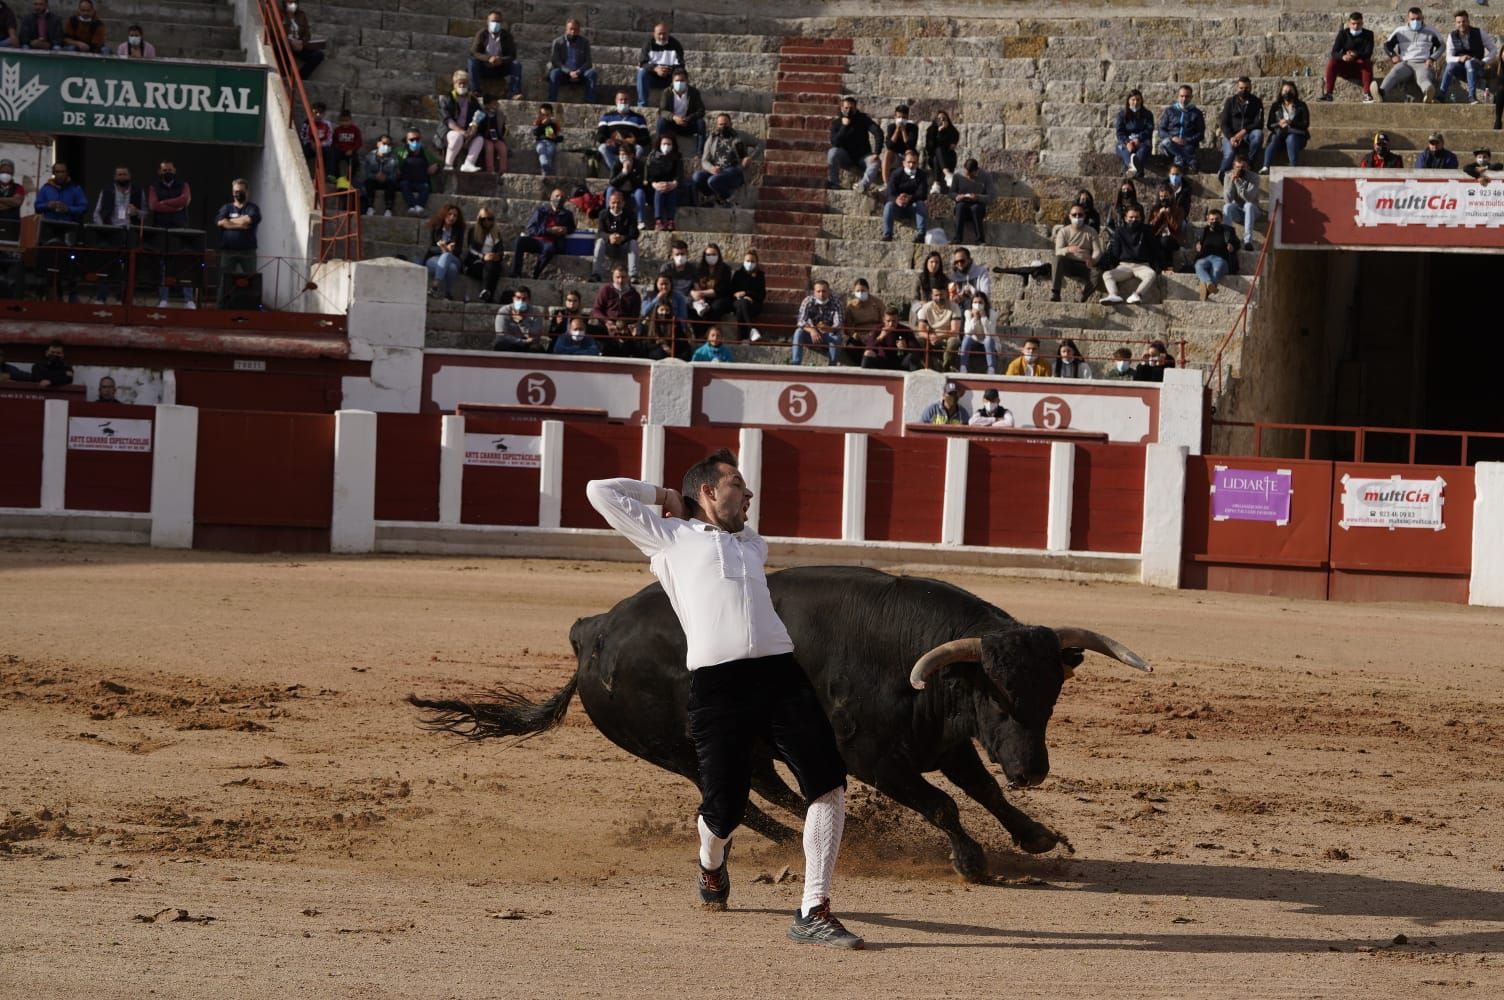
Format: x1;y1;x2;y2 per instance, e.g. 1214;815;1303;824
585;450;862;950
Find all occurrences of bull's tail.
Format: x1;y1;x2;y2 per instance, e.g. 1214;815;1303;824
406;674;578;744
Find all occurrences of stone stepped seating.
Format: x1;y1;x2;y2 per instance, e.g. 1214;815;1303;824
110;0;242;61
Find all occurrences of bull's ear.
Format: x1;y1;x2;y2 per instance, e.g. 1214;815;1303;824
1060;647;1085;680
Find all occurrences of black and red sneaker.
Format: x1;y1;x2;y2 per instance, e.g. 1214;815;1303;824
787;900;864;949
696;842;731;910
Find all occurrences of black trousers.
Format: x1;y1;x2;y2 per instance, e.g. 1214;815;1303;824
687;653;847;840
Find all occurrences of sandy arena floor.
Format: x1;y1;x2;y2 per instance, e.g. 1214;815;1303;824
1;540;1502;998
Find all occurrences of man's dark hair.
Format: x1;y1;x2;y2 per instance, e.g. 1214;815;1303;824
1455;8;1468;18
1113;346;1133;359
682;448;738;506
1350;12;1364;21
48;338;64;350
672;239;688;251
1408;6;1422;15
1236;75;1252;86
1024;337;1041;348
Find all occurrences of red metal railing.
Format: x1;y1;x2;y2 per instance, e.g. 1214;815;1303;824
256;0;361;262
1210;197;1279;395
1215;419;1504;466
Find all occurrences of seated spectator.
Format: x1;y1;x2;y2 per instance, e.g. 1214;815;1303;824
1098;205;1160;305
62;0;103;52
96;375;117;401
1115;89;1155;177
397;129;439;214
1360;131;1402;168
687;242;731;323
439;74;488;173
30;338;72;387
282;0;322;79
608;144;647;226
694;114;755;207
791;279;843;366
593;268;642;348
1322;12;1377;102
969;387;1014;428
1380;8;1443;103
1105;178;1141;232
642;273;688;321
1166;163;1192;216
1441;11;1494;104
1133;342;1172;382
547;289;587;340
1222;153;1259;250
1464;148;1503;181
657;69;706;156
951;159;994;244
1146;183;1185;271
947;247;990;312
330;108;362;182
1261;82;1309;173
827;95;883;191
863;307;921;371
920;381;968;425
553;315;601;356
638;301;687;361
510;188;574;279
1065;189;1101;230
1157;85;1205;173
548;18;598;103
422;203;465;300
1416;130;1459;168
1053;338;1094;379
637;22;685;108
0;1;17;47
644;136;683;230
1217;78;1265;184
912;284;959;371
20;0;61;49
470;10;521;101
299;102;333;180
116;23;151;57
591;190;640;283
730;249;764;340
463;207;505;302
598;91;650;167
842;278;885;365
1052;203;1103;303
881;149;929;243
912;250;945;319
1102;346;1136;380
492;285;546;352
476;96;508;174
874;104;919;189
923;110;959;192
1193;206;1240;301
531;103;561;176
1005;338;1049;378
691;325;734;363
362;135;399;216
958;291;997;374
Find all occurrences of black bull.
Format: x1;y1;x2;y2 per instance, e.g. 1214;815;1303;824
410;565;1151;882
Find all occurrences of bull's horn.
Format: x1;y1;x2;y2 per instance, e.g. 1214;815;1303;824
910;637;984;690
1053;627;1153;674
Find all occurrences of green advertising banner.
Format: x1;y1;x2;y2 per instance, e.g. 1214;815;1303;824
0;51;267;145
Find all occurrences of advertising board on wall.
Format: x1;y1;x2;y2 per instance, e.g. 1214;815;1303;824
1354;179;1504;228
66;417;152;453
1338;474;1446;531
463;433;541;468
1210;466;1292;524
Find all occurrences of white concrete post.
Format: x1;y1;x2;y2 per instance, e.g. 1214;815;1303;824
647;359;693;426
842;432;867;542
330;409;377;553
1046;441;1076;552
149;404;198;548
640;423;665;485
438;414;465;525
738;427;763;532
162;369;178;405
40;398;67;511
1158;368;1205;455
1469;462;1504;607
940;435;969;545
1140;443;1189;588
538;419;564;529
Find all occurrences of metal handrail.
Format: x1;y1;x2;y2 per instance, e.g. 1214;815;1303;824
1244;420;1504;466
1211;196;1279;395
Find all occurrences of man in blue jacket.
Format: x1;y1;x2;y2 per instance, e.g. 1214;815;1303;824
552;314;601;355
1157;85;1205;173
36;162;86;300
510;188;576;279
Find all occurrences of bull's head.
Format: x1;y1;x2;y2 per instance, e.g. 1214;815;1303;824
909;627;1151;788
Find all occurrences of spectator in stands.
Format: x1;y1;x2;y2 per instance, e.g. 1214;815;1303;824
920;381;968;425
791;279;843;366
547;290;589;340
947;247;990;312
643;273;687;321
912;251;945;319
1380;8;1443;102
1360;130;1402;168
872;104;919;190
1106;179;1141;233
1133;342;1171;382
282;0;321;79
548;18;598;104
688;242;732;323
116;23;150;57
20;0;62;49
1164;162;1191;214
591;189;640;283
90;165;145;302
1464;147;1502;181
1261;82;1310;174
1217;77;1265;184
215;178;260;278
96;375;116;401
1147;184;1186;270
149;161;194;308
951;159;994;244
657;69;706;156
328;109;362;183
1098;205;1159;305
28;339;71;387
299;102;333;180
1052;202;1103;303
1054;339;1094;379
1222;153;1259;250
958;291;997;374
470;11;521;101
1322;12;1377;102
34;161;82;300
1066;189;1101;230
475;96;508;174
593;267;642;346
637;22;685;108
1006;338;1049;377
493;286;547;352
438;71;487;173
1157;85;1205;173
361;135;399;216
692;326;734;363
969;388;1014;428
644;135;683;230
638;300;687;361
882;149;929;243
842;278;885;365
510;188;574;279
553;315;601;356
61;0;102;52
529;103;562;176
730;248;765;340
38;160;85;224
464;207;505;302
924;111;960;193
913;284;959;371
1416;131;1459;168
1102;346;1135;380
864;307;921;371
0;2;18;46
1115;89;1155;177
0;160;24;296
421;203;465;300
608;144;648;226
598;91;649;166
1440;11;1494;104
1193;206;1240;301
827;95;883;190
657;239;694;298
694;114;754;207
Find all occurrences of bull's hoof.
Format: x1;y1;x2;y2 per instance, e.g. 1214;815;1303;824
1015;825;1075;856
950;841;989;883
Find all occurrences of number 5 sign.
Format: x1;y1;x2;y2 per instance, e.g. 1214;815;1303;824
516;372;557;406
777;384;818;423
1031;396;1072;430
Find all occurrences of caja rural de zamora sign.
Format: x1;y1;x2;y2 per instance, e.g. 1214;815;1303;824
0;51;266;145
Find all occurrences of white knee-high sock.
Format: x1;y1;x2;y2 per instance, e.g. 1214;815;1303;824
800;786;846;917
697;815;730;870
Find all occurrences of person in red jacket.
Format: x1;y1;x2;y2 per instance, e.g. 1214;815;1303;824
148;160;195;308
331;109;363;183
1359;131;1402;168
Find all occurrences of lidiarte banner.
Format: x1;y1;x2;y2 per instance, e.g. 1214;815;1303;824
0;51;267;145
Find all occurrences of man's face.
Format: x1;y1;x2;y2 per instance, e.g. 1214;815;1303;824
77;0;92;15
608;193;623;213
487;14;501;29
232;183;247;200
716;115;731;132
1177;88;1192;104
1349;17;1363;31
45;344;63;360
952;252;970;272
51;165;67;184
1429;138;1443;152
1206;212;1221;227
612;270;627;288
1022;345;1036;362
1235;81;1250;97
813;283;829;303
98;379;116;400
881;314;898;332
699;463;752;532
653;24;668;42
1456;15;1468;32
565;21;578;38
564;294;580;311
707;329;721;347
114;169;130;186
405;133;420;146
33;0;45;15
903;153;918;172
160;161;175;176
1125;210;1142;226
840;100;855;117
930;289;945;306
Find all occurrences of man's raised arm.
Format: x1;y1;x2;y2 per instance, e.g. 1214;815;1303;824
585;477;685;556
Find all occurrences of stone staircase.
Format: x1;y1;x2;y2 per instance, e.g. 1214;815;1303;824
113;0;242;62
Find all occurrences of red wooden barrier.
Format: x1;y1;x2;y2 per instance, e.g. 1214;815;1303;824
663;427;740;489
64;402;154;513
1069;443;1145;554
375;412;442;522
175;369;343;413
1328;463;1474;603
460;416;542;526
865;435;945;543
194;409;335;551
0;397;44;508
963;441;1050;549
758;430;843;539
561;424;643;529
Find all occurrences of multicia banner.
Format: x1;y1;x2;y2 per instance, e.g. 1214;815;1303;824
1354;178;1504;228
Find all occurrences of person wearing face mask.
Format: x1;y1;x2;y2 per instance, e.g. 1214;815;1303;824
90;165;147;301
1415;131;1459;169
657;238;696;302
1147;183;1186;271
1164;164;1192;218
299;102;333;182
1064;189;1101;231
547;17;598;103
591;190;641;283
607;145;648;227
597;90;650;167
215;179;261;287
1439;11;1495;105
1133;343;1172;383
1464;147;1503;181
1106;179;1141;234
1005;338;1050;378
19;0;61;49
842;278;886;365
729;250;765;340
636;21;685;107
657;69;707;157
791;279;845;366
361;135;398;216
476;97;508;174
1359;131;1403;168
919;381;969;424
951;159;995;244
396;131;439;214
464;210;505;302
329;109;364;183
693;114;756;207
1216;77;1265;185
923;110;960;194
1052;203;1104;303
688;243;733;327
968;387;1014;428
61;0;102;51
958;292;999;375
1114;89;1156;177
531;103;561;177
510;187;575;280
1193;207;1240;301
1097;205;1162;305
148;160;195;309
690;325;734;364
492;285;547;353
1102;347;1136;381
1157;85;1205;174
469;10;522;101
1222;153;1260;251
876;104;919;189
26;339;72;388
1322;13;1377;102
0;160;23;296
439;71;488;173
1053;339;1094;380
1379;7;1444;102
1261;81;1310;174
115;23;153;57
281;0;322;78
552;315;601;357
638;302;686;360
641;273;688;323
881;149;930;243
644;137;683;230
35;161;84;300
593;267;644;348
